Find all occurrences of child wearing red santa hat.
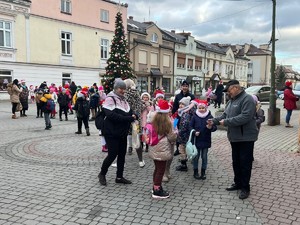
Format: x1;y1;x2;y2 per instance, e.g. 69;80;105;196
148;99;177;199
190;99;217;180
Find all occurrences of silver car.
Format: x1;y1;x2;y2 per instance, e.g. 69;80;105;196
245;85;271;102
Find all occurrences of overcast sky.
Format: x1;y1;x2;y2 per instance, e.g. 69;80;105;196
126;0;300;72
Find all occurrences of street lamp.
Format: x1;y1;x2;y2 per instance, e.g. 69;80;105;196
268;0;279;126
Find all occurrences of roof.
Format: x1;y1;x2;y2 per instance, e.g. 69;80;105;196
160;29;186;44
195;40;226;55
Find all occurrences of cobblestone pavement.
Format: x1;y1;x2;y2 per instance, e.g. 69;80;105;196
0;100;299;225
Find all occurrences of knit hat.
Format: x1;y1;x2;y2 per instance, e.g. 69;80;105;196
20;79;25;83
89;87;95;93
61;88;66;93
113;78;126;90
197;99;208;109
141;92;151;100
64;83;69;89
124;79;136;90
156;100;170;113
179;96;191;106
285;81;292;87
98;86;104;91
155;90;165;99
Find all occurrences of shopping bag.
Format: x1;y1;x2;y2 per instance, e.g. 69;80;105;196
186;129;197;160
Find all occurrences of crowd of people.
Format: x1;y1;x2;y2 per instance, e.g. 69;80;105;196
6;77;297;200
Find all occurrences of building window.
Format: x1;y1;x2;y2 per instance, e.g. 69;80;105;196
100;9;109;23
62;73;71;86
162;78;171;93
151;52;158;66
139;50;147;64
101;39;109;59
137;76;148;93
0;21;12;48
61;32;72;55
163;54;170;67
0;70;12;92
61;0;72;14
151;33;158;43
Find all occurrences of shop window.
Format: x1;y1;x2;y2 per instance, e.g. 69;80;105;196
62;73;71;86
162;78;171;93
0;70;12;91
137;77;148;93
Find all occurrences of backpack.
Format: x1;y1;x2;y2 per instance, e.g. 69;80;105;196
143;123;164;146
95;97;116;130
46;99;55;111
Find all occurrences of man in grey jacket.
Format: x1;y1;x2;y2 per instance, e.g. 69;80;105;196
210;80;258;200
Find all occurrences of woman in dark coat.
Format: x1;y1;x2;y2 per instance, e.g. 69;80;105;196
98;79;137;186
19;80;29;117
214;82;224;108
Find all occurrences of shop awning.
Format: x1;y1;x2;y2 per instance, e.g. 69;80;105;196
150;68;162;76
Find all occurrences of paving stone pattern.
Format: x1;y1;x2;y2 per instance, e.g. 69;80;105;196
0;100;299;225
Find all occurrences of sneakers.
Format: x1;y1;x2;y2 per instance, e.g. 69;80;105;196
162;176;169;182
115;177;132;184
139;160;145;168
285;123;293;128
152;186;170;199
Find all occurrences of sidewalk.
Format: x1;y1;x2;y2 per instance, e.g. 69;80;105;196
0;100;299;225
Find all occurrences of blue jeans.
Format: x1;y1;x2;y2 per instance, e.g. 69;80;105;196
286;110;293;123
193;148;208;170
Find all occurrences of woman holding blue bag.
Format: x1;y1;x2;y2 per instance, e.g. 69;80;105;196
190;100;217;180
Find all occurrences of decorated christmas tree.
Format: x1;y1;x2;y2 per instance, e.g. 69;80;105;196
102;11;135;93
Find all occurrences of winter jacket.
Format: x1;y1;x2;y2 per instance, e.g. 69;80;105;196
7;83;22;103
73;97;90;118
102;91;135;138
89;92;100;109
141;100;152;128
19;86;29;110
172;90;195;114
124;88;143;134
213;90;258;142
215;84;224;103
148;132;177;161
177;105;197;144
190;111;217;149
40;94;52;113
57;93;70;107
284;86;298;110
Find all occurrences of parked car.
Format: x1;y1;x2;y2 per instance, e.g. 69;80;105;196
293;83;300;97
245;85;271;102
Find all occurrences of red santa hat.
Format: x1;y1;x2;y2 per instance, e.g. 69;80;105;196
156;99;170;113
197;100;208;109
64;83;70;89
285;81;292;87
155;90;165;99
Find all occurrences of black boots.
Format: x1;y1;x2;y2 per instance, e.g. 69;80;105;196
201;168;206;180
98;174;106;186
86;128;90;136
194;169;206;180
176;160;188;171
193;169;202;179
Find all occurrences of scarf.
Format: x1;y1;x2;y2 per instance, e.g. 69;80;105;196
178;105;190;116
196;110;209;118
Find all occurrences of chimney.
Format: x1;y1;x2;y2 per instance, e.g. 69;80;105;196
171;30;175;33
129;16;133;20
